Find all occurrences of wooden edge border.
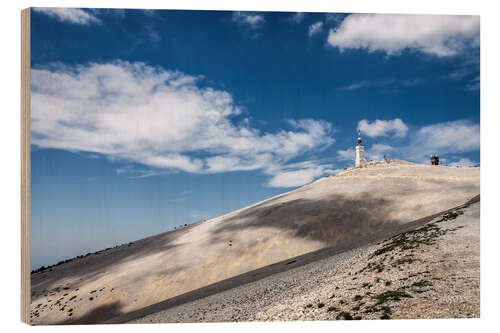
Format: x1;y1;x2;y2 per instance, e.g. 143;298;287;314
21;7;31;325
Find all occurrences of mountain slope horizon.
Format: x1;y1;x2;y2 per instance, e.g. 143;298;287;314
30;160;480;324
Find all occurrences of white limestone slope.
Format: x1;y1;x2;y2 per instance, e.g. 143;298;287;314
133;198;480;322
30;161;479;324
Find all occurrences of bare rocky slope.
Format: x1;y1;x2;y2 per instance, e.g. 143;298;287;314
132;197;480;322
29;161;480;324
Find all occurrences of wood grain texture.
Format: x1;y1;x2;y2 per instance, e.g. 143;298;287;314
21;7;31;325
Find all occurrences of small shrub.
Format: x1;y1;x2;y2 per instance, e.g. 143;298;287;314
411;280;433;288
318;303;325;308
373;290;412;305
336;312;354;320
380;306;392;314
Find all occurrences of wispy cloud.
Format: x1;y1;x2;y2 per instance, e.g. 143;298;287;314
308;21;324;37
115;166;167;178
31;61;335;188
144;25;161;42
232;12;265;30
465;75;480;91
33;7;101;25
289;12;306;24
449;158;478;167
339;77;423;91
325;13;346;26
327;14;479;57
442;49;479;91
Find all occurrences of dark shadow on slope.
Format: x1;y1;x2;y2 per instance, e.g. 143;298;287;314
212;193;400;246
55;301;124;325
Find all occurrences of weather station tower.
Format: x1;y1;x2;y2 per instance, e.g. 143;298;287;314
355;129;366;168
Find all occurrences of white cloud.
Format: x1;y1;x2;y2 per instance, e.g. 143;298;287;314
410;120;480;157
290;12;306;24
366;144;395;161
232;12;265;29
337;148;354;161
31;61;334;187
449;158;477;167
308;21;324;37
327;14;479;57
33;7;101;25
266;161;334;188
358;119;408;138
267;168;323;188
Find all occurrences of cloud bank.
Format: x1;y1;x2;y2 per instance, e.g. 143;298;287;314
31;61;335;187
327;14;479;57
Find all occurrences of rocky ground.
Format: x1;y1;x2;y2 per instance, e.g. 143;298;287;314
132;199;480;323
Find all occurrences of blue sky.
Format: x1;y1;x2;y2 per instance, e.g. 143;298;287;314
30;8;480;269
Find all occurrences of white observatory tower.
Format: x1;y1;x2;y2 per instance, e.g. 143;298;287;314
355;129;366;168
